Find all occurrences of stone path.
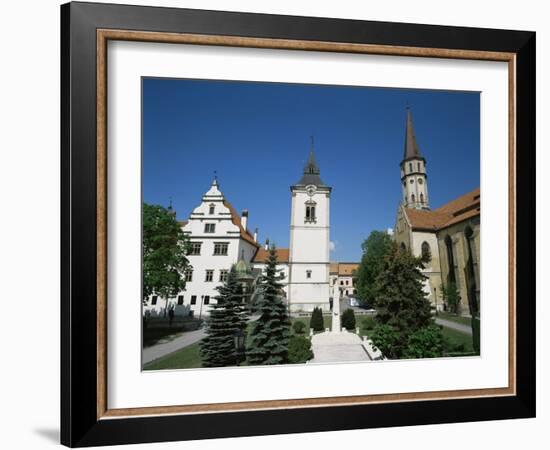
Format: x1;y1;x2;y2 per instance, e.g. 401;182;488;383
310;331;371;363
143;328;206;365
435;318;472;335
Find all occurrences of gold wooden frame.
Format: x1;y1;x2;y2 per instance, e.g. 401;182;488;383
96;29;516;420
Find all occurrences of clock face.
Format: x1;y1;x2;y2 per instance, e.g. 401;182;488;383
306;184;317;197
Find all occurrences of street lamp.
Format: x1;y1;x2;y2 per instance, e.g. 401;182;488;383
234;328;245;366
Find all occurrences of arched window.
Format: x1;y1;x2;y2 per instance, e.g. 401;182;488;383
411;194;416;203
445;235;456;284
305;200;316;223
418;162;422;171
420;192;424;203
409;163;413;172
209;203;215;215
400;242;407;252
464;226;479;316
421;241;431;262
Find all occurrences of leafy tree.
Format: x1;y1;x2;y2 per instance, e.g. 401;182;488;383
288;335;313;363
341;308;356;330
371;243;434;358
441;282;461;314
292;320;306;335
199;267;249;367
355;231;393;306
310;307;325;332
247;246;291;365
142;203;190;315
369;324;400;359
403;325;444;359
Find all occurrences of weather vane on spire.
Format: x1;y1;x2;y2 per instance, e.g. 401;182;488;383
310;135;314;150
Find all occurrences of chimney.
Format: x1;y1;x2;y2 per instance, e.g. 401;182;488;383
254;228;258;243
241;209;248;231
264;238;270;251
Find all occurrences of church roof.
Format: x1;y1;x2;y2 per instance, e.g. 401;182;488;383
294;148;328;187
223;200;260;248
404;187;480;231
402;108;424;162
330;262;359;276
252;248;289;263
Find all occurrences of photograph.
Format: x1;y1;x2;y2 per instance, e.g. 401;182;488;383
141;78;481;370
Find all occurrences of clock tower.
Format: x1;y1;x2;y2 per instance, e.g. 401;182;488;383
288;145;331;313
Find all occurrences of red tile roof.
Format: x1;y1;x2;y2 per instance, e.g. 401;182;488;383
252;248;290;263
330;262;359;276
405;187;480;231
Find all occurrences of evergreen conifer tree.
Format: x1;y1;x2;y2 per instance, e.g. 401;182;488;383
200;267;249;367
372;243;434;358
247;245;291;365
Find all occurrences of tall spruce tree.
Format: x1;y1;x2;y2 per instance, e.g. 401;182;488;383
372;243;434;358
247;245;291;365
200;267;249;367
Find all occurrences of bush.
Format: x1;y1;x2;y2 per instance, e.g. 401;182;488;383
403;325;444;359
288;335;313;363
369;324;400;359
361;316;376;333
341;309;356;330
292;320;306;334
310;307;325;332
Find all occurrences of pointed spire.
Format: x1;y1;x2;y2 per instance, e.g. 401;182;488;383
403;108;423;161
304;136;320;176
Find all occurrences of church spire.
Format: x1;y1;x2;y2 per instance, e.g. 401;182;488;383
403;108;424;161
304;136;320;175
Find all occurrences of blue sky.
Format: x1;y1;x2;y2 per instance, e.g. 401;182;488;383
143;78;480;262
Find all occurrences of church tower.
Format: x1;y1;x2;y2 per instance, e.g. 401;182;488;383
288;143;331;313
400;108;430;210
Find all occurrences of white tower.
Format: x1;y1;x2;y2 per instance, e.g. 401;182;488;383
288;144;331;313
400;108;430;210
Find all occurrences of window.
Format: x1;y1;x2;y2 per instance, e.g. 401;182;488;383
190;295;197;305
151;295;158;305
209;203;215;215
418;178;424;185
177;295;184;305
445;235;456;284
464;226;479;316
219;270;228;282
409;178;414;184
204;295;210;305
409;163;413;172
213;242;229;255
189;242;202;255
421;241;431;262
411;194;415;203
346;280;349;285
420;193;425;203
418;162;421;171
205;270;214;282
305;201;316;223
204;223;216;233
306;270;312;279
185;269;193;282
400;242;407;252
340;280;344;285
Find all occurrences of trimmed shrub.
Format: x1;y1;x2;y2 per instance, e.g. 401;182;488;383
403;325;444;359
288;335;314;363
310;307;325;332
341;308;356;330
292;320;306;335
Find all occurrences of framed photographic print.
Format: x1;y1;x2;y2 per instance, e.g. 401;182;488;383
61;1;536;447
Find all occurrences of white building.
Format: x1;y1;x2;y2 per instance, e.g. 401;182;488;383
145;147;338;317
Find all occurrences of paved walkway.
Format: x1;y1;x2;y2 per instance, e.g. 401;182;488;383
143;328;206;364
310;331;371;363
435;318;472;335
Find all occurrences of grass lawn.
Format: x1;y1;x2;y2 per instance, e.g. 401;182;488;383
143;341;202;370
291;315;332;333
437;312;473;327
441;326;475;354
